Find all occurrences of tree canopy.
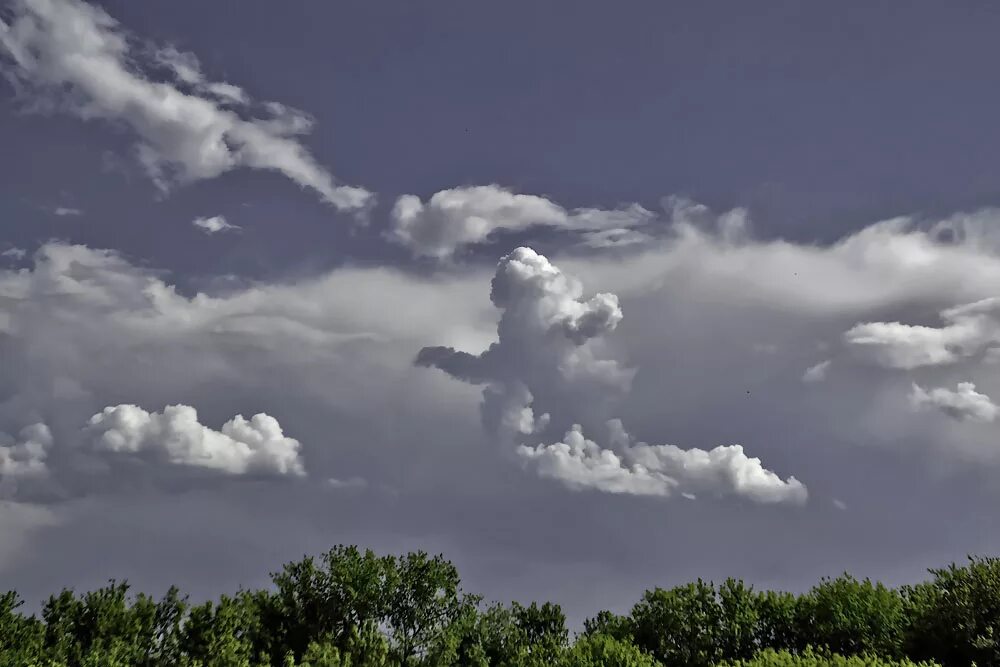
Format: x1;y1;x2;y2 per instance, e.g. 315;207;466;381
2;547;999;667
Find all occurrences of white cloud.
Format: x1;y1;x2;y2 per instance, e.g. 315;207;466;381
518;420;807;504
192;215;240;235
52;206;82;216
86;404;305;476
845;298;1000;369
418;246;805;503
389;185;655;259
910;382;1000;423
0;0;371;210
1;247;26;260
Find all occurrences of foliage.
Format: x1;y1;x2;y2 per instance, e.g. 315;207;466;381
797;575;905;658
559;633;659;667
718;647;939;667
903;556;1000;667
0;546;999;667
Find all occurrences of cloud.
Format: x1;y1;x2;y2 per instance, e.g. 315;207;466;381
417;246;632;438
518;420;807;504
0;423;51;480
0;0;371;210
192;215;240;235
389;185;656;259
910;382;1000;423
85;404;306;476
845;298;1000;369
1;247;26;260
6;202;1000;615
52;206;82;216
802;360;831;383
0;240;486;502
418;246;805;503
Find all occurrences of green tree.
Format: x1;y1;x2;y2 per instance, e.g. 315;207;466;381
798;574;905;658
384;551;471;665
560;634;659;667
717;578;760;662
268;546;395;662
719;647;939;667
903;556;1000;667
629;579;723;667
755;591;801;653
582;610;633;644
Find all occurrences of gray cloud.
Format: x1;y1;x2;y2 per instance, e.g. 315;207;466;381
0;423;51;481
0;0;371;210
3;204;1000;615
910;382;1000;423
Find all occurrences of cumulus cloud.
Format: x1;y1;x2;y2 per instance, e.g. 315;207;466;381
909;382;1000;423
0;240;485;501
0;0;371;210
192;215;240;235
418;246;806;503
0;423;51;480
389;185;656;259
85;404;305;476
417;246;632;439
518;420;807;504
845;298;1000;369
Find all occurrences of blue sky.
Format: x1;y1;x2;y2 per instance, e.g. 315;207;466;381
2;0;1000;624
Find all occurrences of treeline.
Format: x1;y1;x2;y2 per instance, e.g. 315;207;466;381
0;547;998;667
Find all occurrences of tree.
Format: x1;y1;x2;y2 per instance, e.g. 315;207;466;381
717;578;760;662
384;551;471;665
628;579;723;667
268;546;395;662
798;574;905;658
560;634;659;667
903;556;1000;667
755;591;801;654
582;610;633;644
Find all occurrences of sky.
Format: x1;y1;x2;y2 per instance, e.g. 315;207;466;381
2;0;1000;625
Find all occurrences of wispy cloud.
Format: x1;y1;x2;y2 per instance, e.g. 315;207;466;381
0;0;372;211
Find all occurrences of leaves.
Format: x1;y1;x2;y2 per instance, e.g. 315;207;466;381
0;547;997;667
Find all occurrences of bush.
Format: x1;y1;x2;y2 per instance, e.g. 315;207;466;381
719;648;939;667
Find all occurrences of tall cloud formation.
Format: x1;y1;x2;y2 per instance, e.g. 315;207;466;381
417;247;806;504
0;0;371;210
86;404;305;477
390;185;656;259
